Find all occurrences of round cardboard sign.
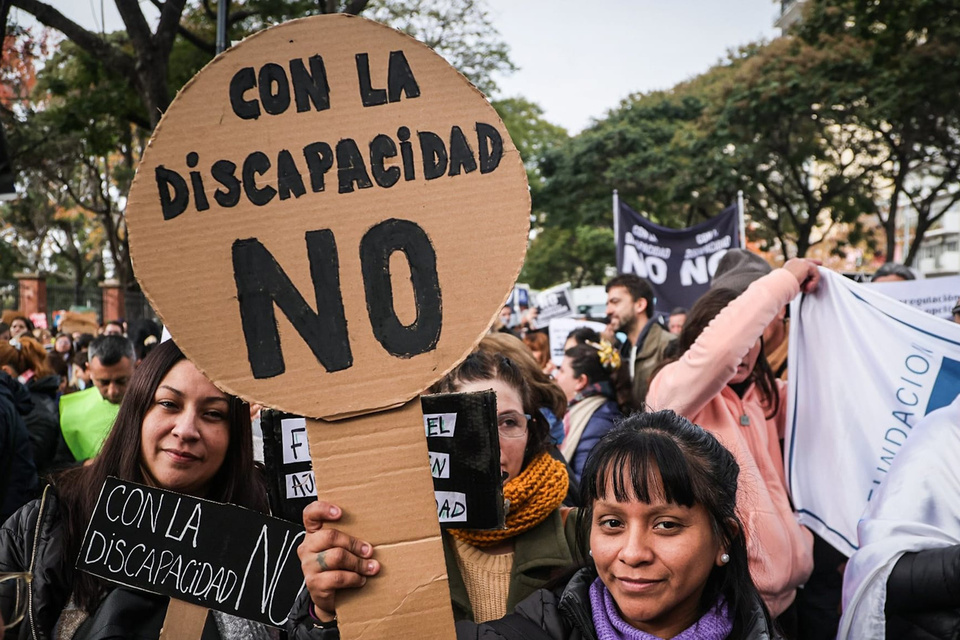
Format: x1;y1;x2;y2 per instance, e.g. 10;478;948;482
126;14;530;419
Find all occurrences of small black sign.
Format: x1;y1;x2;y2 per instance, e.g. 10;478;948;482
77;477;306;627
421;391;505;530
260;410;316;524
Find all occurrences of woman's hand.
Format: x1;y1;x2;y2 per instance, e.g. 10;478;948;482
298;501;380;622
783;258;822;294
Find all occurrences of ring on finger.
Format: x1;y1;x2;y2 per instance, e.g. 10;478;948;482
316;550;330;571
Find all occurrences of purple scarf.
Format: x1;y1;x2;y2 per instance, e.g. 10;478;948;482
589;578;733;640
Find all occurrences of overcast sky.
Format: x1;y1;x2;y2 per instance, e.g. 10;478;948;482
22;0;782;133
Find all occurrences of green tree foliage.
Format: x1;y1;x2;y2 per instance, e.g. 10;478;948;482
520;226;614;289
704;37;878;257
795;0;960;265
1;0;517;300
492;96;568;199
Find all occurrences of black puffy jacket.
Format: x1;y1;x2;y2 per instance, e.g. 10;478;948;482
24;374;62;477
0;372;38;523
456;568;780;640
885;545;960;639
0;487;70;640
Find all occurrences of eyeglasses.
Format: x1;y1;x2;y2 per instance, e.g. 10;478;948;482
497;412;531;439
1;572;31;630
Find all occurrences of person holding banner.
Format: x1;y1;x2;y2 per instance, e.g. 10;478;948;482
0;340;272;639
295;349;574;629
554;342;623;484
647;258;820;625
294;411;779;639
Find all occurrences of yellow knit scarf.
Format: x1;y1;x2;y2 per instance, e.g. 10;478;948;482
449;452;568;548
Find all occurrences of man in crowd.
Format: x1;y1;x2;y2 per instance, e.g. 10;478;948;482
59;335;136;461
603;274;674;410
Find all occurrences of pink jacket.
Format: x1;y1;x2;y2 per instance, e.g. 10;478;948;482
646;269;813;616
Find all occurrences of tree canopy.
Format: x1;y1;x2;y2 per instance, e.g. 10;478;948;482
0;0;522;308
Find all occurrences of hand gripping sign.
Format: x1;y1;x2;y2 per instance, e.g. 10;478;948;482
124;14;529;639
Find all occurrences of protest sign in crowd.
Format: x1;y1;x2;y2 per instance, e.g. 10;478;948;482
2;13;959;640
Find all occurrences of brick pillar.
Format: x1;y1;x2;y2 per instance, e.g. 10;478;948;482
15;272;46;318
100;279;124;323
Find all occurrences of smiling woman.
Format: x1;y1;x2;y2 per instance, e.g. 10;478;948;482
0;340;272;640
286;410;779;640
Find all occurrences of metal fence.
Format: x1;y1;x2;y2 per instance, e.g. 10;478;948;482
0;279;159;328
47;282;104;325
123;289;159;323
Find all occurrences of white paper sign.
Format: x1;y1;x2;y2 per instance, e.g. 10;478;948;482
547;317;608;365
429;452;450;479
423;413;457;437
285;470;317;499
280;417;310;464
435;490;467;523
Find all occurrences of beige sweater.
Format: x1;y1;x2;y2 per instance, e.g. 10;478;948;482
451;538;514;623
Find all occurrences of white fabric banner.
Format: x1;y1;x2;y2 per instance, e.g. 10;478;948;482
867;274;960;319
786;268;960;556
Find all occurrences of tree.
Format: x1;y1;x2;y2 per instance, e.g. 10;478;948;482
703;37;878;257
796;0;960;265
492;96;568;201
520;226;614;289
2;0;517;309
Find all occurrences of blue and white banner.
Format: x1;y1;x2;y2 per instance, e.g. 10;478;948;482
616;201;740;315
867;274;960;320
786;268;960;556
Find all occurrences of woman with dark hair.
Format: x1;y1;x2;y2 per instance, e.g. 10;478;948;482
290;410;779;639
7;317;32;340
553;342;622;484
0;340;271;640
646;258;819;622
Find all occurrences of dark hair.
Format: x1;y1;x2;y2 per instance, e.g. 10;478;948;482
127;319;163;361
88;334;136;366
670;307;688;317
564;344;611;386
872;262;915;281
104;319;125;331
10;315;33;332
667;288;779;418
605;274;654;319
75;333;95;351
566;326;600;346
434;348;550;467
54;340;267;613
478;333;567;419
576;410;771;636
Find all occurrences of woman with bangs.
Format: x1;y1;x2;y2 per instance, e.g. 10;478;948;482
289;411;778;639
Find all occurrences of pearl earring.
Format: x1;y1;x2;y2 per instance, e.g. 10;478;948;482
588;549;593;558
720;553;730;565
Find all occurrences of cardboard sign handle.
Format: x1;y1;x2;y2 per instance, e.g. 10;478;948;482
160;598;209;640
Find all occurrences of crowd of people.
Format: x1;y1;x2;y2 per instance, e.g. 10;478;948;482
0;254;953;640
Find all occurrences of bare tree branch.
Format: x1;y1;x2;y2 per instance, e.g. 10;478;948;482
10;0;137;78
